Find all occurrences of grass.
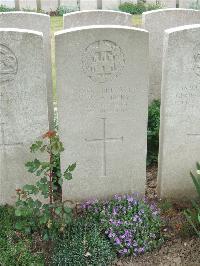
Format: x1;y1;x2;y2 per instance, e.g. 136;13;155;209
132;15;142;27
50;15;142;98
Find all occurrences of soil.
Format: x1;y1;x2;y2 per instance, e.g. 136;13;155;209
114;237;200;266
113;165;200;266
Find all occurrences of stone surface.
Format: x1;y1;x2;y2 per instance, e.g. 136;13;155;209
158;24;200;199
55;25;149;201
63;10;133;29
0;12;53;128
20;0;36;10
0;0;15;8
0;28;49;204
142;9;200;102
160;0;176;8
179;0;191;8
80;0;97;10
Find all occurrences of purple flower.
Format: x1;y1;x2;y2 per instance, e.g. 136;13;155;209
133;215;139;222
127;195;134;202
113;208;118;216
138;247;145;253
132;241;138;247
115;237;121;245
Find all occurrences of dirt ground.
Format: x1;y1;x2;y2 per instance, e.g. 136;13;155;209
113;165;200;266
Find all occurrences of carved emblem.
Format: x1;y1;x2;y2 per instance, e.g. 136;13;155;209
82;40;125;83
193;44;200;77
0;44;18;83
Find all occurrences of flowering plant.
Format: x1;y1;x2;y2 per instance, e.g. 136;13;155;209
82;194;164;256
15;131;76;240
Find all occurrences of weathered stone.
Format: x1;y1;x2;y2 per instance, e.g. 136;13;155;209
158;24;200;199
0;29;49;204
80;0;97;10
63;10;132;29
0;12;53;128
55;25;149;201
142;9;200;102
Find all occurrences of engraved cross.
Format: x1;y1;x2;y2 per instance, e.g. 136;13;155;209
85;118;123;177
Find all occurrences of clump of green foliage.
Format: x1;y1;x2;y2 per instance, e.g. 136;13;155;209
56;5;78;16
184;162;200;237
119;2;162;15
0;206;44;266
0;4;15;12
15;131;76;240
190;0;200;9
147;100;160;165
82;194;164;257
52;217;116;266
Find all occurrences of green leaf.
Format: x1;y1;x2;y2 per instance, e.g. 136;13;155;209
64;206;72;214
67;163;76;172
39;215;49;225
55;207;62;215
58;178;63;186
190;171;200;197
23;184;38;195
15;222;23;230
15;209;22;217
25;159;41;173
63;172;72;180
24;227;31;234
43;233;49;241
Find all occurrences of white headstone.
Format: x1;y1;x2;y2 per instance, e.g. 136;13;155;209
55;25;149;201
142;9;200;102
61;0;78;9
0;0;15;8
179;0;191;8
158;24;200;199
160;0;176;8
0;12;53;128
80;0;97;10
0;29;49;204
20;0;36;10
102;0;119;10
63;10;133;29
41;0;58;12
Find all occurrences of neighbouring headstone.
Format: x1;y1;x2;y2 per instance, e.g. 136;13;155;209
20;0;36;10
158;24;200;199
63;10;133;29
0;12;53;128
55;25;149;201
0;0;15;8
142;9;200;102
159;0;176;8
179;0;191;8
102;0;119;10
80;0;97;10
0;28;49;204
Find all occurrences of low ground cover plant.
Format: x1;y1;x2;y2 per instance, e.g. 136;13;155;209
0;4;15;12
1;130;165;265
184;162;200;237
119;2;162;14
56;5;79;16
147;100;160;165
52;217;116;265
81;194;164;257
0;206;44;266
